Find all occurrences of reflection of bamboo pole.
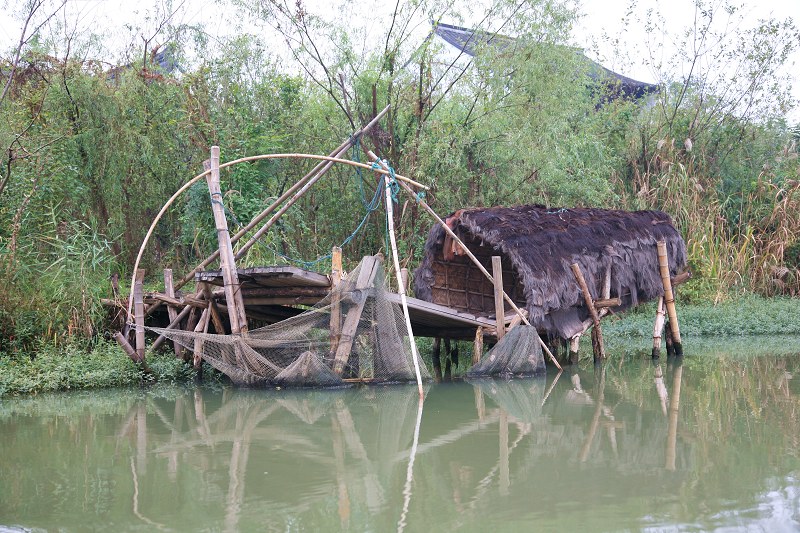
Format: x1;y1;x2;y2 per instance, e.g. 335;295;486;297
474;383;486;421
579;366;606;462
136;403;148;476
499;411;510;496
654;364;668;416
657;241;683;356
541;370;563;407
331;414;351;529
224;408;248;533
665;363;683;471
397;396;424;533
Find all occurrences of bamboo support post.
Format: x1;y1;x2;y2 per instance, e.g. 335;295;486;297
657;241;683;356
365;149;561;371
400;268;409;293
329;246;344;355
472;326;484;365
492;256;506;342
163;269;183;359
207;146;248;335
432;337;443;382
652;296;666;358
134;269;146;362
571;263;605;361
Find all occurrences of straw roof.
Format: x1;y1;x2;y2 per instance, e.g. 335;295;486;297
413;205;687;339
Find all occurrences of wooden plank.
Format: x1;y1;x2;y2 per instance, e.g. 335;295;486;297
196;265;331;288
134;269;146;362
332;256;380;376
492;256;505;341
164;269;183;359
207;146;248;335
329;246;343;357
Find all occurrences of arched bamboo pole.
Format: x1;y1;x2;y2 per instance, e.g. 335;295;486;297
126;153;429;322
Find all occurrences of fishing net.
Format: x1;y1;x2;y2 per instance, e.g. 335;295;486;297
150;256;429;387
466;325;545;378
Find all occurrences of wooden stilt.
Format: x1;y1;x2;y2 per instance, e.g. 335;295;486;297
163;269;183;359
400;267;410;293
134;269;146;362
571;263;605;361
192;307;211;370
652;296;666;358
569;335;581;364
207;146;248;335
202;283;226;335
432;337;442;382
443;339;452;380
492;256;506;342
657;241;682;356
472;326;484;365
329;246;344;356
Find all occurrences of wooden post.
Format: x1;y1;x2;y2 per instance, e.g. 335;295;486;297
472;326;484;365
492;256;506;342
207;146;248;335
652;296;666;358
134;269;146;362
657;241;682;356
330;246;343;356
432;337;443;382
400;267;409;293
569;335;581;364
192;307;211;370
201;282;225;335
571;263;605;361
163;269;183;359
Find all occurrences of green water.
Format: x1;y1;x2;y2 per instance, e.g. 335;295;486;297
2;351;800;532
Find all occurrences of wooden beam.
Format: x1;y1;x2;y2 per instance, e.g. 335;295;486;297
330;246;343;357
164;269;183;359
657;241;682;355
571;263;605;361
594;298;622;309
492;256;506;342
207;146;248;335
134;269;146;363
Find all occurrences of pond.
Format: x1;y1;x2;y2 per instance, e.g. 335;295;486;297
2;345;800;532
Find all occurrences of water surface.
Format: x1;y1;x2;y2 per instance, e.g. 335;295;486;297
2;350;800;531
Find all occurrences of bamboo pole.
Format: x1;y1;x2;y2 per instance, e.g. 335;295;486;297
364;149;561;371
571;263;606;361
472;326;484;365
492;256;506;342
382;167;424;398
652;296;666;358
163;269;183;359
657;241;683;356
207;146;248;335
134;269;146;362
329;246;343;356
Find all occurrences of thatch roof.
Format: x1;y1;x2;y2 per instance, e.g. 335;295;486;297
413;205;687;339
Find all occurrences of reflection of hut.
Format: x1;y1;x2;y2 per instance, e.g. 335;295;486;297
413;205;687;340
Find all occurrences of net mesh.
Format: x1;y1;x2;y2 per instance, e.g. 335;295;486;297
150;256;430;388
466;325;545;378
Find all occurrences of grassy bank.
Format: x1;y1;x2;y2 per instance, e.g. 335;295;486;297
0;340;206;397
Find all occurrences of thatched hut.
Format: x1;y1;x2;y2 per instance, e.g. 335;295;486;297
413;205;687;340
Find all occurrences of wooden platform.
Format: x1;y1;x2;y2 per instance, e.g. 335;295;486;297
195;265;496;340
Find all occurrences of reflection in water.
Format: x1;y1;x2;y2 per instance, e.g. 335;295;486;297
1;353;800;531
